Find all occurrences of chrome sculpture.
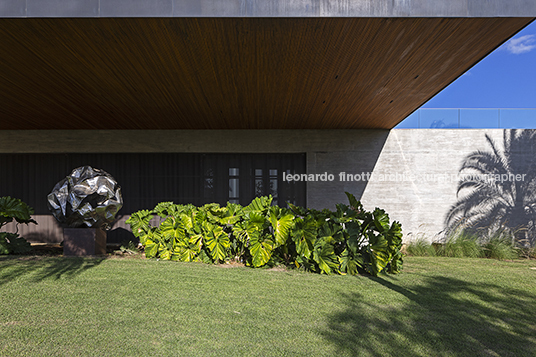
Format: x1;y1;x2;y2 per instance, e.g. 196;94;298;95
47;166;123;229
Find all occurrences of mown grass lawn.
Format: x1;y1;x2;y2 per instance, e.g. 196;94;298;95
1;256;535;357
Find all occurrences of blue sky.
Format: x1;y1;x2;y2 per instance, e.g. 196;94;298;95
397;20;536;128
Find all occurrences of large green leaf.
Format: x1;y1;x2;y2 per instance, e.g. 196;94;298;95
366;231;393;276
388;250;404;274
153;201;178;218
194;208;208;228
313;240;339;275
269;206;294;247
368;248;392;276
204;223;230;262
291;217;316;259
287;202;309;217
230;211;265;263
0;232;31;255
205;204;225;224
144;237;159;258
313;225;341;275
125;210;154;240
318;222;344;244
231;221;248;244
373;208;390;233
185;210;204;235
386;221;403;249
171;230;203;262
345;192;363;212
384;221;403;275
243;210;274;267
172;246;198;262
159;248;172;261
160;217;185;241
346;221;362;255
248;228;274;267
0;196;37;228
179;213;194;232
221;203;244;225
369;232;389;252
339;249;363;275
207;203;243;225
247;211;266;226
332;204;357;224
244;195;272;213
10;237;31;254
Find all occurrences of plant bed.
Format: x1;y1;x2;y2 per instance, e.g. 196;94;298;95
126;193;403;276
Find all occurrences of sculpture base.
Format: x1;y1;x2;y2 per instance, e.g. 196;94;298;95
63;228;107;256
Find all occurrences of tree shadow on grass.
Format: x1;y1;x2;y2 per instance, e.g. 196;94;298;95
0;256;106;286
322;275;536;356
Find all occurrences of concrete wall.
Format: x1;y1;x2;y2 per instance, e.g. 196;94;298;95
360;129;506;242
0;129;512;242
2;0;536;18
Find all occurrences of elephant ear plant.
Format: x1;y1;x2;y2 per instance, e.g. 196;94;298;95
0;196;36;254
286;192;403;275
126;192;403;277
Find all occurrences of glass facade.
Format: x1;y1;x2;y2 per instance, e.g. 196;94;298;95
396;109;536;129
0;153;307;214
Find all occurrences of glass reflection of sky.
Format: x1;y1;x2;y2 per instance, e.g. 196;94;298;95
395;108;536;129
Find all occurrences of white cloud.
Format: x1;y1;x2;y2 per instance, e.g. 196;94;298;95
505;34;536;54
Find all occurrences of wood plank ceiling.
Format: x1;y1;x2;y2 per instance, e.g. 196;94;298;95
0;17;533;130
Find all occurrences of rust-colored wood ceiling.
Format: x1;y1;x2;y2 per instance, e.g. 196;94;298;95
0;17;533;129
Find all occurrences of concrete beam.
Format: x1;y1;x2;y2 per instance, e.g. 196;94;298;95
0;129;389;154
1;0;536;18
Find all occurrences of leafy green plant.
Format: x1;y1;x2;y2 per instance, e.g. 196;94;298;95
0;196;36;254
438;233;483;258
482;236;518;260
407;229;529;261
117;241;140;255
0;196;37;228
126;193;404;276
405;238;437;257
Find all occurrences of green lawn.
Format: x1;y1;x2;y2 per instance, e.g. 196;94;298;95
1;256;535;356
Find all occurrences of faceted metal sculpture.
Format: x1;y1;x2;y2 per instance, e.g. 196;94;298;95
47;166;123;229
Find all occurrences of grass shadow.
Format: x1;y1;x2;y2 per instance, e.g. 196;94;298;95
322;275;536;356
0;256;106;286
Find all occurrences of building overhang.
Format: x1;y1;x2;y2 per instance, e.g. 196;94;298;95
0;1;534;129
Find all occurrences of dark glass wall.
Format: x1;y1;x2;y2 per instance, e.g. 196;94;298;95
0;153;306;214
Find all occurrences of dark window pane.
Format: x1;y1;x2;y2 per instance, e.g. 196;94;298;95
229;178;239;199
229;168;239;176
255;178;263;196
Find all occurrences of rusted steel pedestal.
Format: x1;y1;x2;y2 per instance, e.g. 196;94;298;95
63;228;107;256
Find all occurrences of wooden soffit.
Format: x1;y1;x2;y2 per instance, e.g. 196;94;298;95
0;17;533;129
